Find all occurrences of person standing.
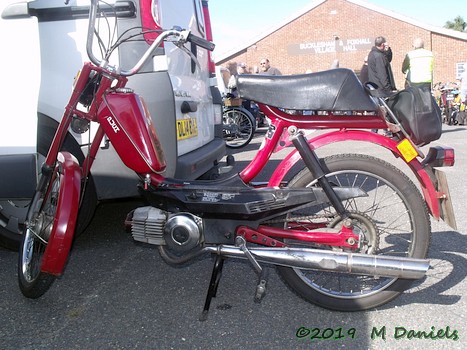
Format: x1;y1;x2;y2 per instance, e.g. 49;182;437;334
236;63;255;113
359;55;369;84
368;36;395;134
401;38;434;91
227;62;248;88
448;90;462;125
258;58;281;75
237;62;248;75
367;36;396;96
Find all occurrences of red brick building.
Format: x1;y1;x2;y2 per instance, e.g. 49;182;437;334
216;0;467;89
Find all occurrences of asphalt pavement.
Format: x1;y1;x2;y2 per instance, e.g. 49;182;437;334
0;124;465;350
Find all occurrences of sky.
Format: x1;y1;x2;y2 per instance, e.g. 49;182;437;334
208;0;465;60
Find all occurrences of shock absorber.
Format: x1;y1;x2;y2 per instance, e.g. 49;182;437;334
288;127;348;218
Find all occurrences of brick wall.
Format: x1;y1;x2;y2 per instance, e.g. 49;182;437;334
218;0;467;88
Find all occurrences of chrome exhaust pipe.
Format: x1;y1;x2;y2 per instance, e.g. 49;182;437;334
206;246;429;279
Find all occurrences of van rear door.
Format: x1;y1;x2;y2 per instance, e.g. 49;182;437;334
116;0;224;180
157;0;216;156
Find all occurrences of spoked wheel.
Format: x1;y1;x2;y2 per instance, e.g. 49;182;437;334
0;129;97;251
18;152;80;298
222;108;255;148
18;168;61;298
277;154;430;311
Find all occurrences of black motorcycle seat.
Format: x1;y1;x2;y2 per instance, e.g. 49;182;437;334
236;68;378;112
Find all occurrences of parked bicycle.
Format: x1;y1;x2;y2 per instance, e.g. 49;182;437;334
222;99;256;148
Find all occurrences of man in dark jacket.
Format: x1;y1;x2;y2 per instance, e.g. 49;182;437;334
368;36;396;96
359;55;369;84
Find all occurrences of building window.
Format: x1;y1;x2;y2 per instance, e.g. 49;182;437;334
456;62;467;79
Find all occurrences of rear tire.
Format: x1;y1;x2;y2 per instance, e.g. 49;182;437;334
277;154;430;311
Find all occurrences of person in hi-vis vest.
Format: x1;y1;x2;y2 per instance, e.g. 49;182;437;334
402;38;434;91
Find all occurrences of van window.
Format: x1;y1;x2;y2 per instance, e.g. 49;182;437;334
193;0;205;35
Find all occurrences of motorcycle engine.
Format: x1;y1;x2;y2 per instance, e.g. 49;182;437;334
129;206;203;252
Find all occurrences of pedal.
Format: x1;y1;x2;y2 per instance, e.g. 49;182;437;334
255;280;267;303
235;236;269;303
254;268;269;303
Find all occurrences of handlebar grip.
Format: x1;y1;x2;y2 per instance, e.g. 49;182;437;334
187;33;215;51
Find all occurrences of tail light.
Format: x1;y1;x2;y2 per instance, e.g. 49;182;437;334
202;0;216;76
421;146;455;167
140;0;162;45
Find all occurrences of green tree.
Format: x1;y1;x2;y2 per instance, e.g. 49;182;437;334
444;16;467;32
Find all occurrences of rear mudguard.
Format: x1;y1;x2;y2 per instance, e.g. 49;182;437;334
41;152;81;275
268;129;441;219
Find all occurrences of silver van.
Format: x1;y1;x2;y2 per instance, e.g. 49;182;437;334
0;0;225;249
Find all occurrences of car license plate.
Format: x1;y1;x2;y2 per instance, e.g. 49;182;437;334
177;118;198;140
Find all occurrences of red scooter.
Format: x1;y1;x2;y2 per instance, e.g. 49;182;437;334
18;0;456;320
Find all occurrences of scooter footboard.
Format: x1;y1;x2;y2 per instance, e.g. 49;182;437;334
41;152;82;275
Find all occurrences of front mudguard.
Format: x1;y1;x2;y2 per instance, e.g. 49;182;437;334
41;152;81;275
268;130;442;220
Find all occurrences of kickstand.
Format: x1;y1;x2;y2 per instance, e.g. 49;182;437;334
199;255;224;321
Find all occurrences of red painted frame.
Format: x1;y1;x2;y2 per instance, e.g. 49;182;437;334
39;61;448;272
239;104;442;220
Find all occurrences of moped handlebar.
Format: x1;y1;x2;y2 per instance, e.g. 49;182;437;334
169;25;216;52
187;32;216;51
87;0;214;77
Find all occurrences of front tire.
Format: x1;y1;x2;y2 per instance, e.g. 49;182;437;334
277;154;430;311
18;167;62;298
0;126;97;251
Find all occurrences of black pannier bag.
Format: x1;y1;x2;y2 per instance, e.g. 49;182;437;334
386;86;442;146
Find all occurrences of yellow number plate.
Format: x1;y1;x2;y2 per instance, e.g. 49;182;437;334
397;139;418;162
176;118;198;140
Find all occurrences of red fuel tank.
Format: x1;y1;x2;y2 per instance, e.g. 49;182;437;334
98;90;166;174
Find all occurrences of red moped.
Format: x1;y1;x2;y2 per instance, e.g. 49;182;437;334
18;0;456;320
